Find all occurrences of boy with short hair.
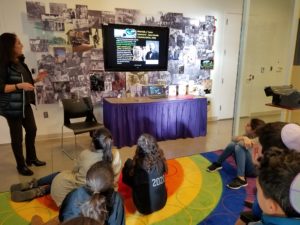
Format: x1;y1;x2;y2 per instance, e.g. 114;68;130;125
250;147;300;225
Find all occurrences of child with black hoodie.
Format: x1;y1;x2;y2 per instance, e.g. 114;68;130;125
122;133;168;214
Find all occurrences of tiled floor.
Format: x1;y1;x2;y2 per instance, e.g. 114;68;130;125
0;114;281;192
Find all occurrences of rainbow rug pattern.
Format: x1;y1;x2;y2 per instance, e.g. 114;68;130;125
0;151;256;225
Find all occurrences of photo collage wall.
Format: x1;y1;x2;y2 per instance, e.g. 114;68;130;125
25;1;215;104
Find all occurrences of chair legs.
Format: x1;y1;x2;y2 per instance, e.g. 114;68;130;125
61;126;64;148
61;126;76;160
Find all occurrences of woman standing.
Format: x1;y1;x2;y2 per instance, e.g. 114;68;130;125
0;33;46;176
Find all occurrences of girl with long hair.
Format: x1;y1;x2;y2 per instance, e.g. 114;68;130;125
50;127;121;206
59;161;125;225
122;133;168;214
31;161;124;225
10;128;121;207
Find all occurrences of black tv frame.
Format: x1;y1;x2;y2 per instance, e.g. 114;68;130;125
102;23;169;72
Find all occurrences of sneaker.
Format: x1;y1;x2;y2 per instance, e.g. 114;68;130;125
11;186;48;202
207;162;222;172
10;178;37;192
227;177;248;189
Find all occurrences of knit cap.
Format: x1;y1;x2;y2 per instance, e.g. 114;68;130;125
281;123;300;152
290;173;300;214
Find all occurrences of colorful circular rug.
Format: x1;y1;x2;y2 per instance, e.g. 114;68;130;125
118;154;223;225
0;152;252;225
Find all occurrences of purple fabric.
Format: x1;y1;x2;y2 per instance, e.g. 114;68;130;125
103;98;207;148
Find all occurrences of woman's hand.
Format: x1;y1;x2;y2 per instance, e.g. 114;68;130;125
243;136;253;149
35;70;48;82
18;82;35;91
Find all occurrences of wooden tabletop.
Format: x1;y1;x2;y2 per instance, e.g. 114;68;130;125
265;103;300;110
104;95;205;104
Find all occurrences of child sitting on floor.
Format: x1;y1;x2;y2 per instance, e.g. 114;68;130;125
236;122;300;225
10;128;121;207
249;147;300;225
31;161;124;225
207;118;265;189
122;133;168;214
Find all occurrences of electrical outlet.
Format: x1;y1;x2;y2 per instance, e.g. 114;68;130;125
43;112;49;118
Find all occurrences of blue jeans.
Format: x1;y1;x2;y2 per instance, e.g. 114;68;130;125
217;142;256;177
37;172;60;194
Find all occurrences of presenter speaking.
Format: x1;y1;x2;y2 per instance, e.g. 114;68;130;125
0;33;47;176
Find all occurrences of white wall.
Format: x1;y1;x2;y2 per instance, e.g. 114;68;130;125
238;0;295;116
0;0;243;144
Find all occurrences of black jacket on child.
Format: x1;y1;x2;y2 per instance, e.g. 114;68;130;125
122;158;167;214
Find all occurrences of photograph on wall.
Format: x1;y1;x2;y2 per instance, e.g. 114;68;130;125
29;39;48;52
62;8;76;21
54;47;66;64
197;70;211;82
41;14;65;31
112;72;126;91
72;18;89;29
91;49;103;61
168;30;182;60
199;79;212;94
140;13;161;26
88;10;102;28
182;41;200;77
168;60;181;76
52;63;69;82
49;3;67;16
171;73;189;85
75;5;88;19
38;53;55;76
47;36;67;46
90;28;102;48
67;29;91;47
147;71;171;85
104;74;113;92
200;59;214;69
159;12;183;30
26;1;46;19
36;82;56;104
101;11;115;24
90;72;104;92
52;81;71;102
115;8;140;25
90;60;104;71
126;72;148;97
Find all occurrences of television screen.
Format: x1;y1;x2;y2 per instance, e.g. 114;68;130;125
102;24;169;71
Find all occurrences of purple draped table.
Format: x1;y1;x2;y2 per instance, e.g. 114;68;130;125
103;96;207;148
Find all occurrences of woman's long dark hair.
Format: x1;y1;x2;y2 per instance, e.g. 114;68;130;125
80;161;114;223
256;122;288;153
249;118;265;137
131;133;168;175
0;33;17;66
92;128;113;163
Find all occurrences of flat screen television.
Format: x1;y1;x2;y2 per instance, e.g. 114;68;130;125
102;24;169;71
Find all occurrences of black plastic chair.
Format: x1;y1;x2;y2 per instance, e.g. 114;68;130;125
61;97;103;159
